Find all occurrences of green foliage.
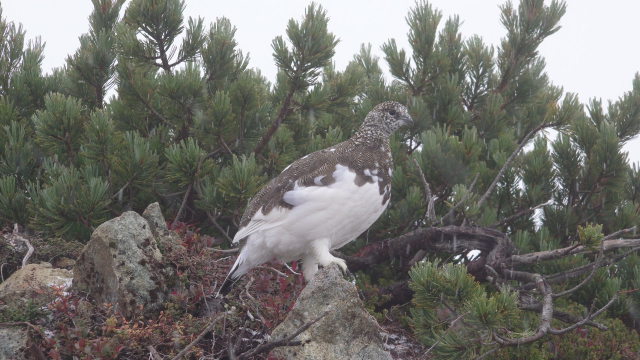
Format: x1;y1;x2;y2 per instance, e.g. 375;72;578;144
164;137;215;189
33;93;85;165
64;0;125;108
0;299;46;323
0;175;28;224
577;223;604;249
272;3;338;89
409;260;521;359
29;165;110;240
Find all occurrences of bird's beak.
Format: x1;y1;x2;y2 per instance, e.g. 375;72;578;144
401;114;414;126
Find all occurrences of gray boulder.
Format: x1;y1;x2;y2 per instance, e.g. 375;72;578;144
0;323;46;360
72;211;168;317
270;265;392;360
0;262;72;305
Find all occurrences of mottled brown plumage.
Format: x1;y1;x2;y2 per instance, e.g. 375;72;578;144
219;101;412;296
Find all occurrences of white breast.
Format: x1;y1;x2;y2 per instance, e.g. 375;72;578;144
241;164;388;264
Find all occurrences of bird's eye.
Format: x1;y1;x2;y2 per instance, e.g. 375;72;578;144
387;109;397;116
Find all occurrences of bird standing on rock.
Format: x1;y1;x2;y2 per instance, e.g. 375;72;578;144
219;101;413;295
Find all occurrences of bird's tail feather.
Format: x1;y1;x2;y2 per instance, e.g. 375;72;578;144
216;257;244;297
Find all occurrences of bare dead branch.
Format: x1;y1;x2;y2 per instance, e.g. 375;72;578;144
519;303;607;331
494;275;553;346
411;157;437;224
520;246;640;291
549;294;618;335
236;311;328;360
7;224;34;268
509;238;640;265
345;226;513;273
604;226;637;240
552;242;604;299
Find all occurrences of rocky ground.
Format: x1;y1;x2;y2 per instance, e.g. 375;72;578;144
0;203;425;359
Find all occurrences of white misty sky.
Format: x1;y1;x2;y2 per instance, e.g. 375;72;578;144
3;0;640;163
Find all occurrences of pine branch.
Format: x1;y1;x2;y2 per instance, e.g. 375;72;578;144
476;122;557;209
253;89;295;154
441;173;479;225
127;74;172;127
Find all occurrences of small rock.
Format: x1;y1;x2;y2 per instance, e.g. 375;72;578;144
72;211;168;317
0;323;46;360
0;263;72;305
142;202;183;252
270;264;392;360
141;202;168;234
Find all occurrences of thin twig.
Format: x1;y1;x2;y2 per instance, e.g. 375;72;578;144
490;201;550;228
209;247;239;254
552;241;604;298
206;211;234;243
112;180;131;200
257;266;289;278
236;311;329;360
172;183;193;228
170;313;223;360
283;262;301;275
441;173;479;224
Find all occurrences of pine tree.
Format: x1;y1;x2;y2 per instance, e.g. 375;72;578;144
0;1;640;357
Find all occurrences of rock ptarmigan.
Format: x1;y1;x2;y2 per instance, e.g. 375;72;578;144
219;101;413;295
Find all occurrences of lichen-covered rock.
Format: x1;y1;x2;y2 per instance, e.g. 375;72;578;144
72;211;168;317
142;202;183;252
270;265;392;360
0;263;72;304
0;323;46;360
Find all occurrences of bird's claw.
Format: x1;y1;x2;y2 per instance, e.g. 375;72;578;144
332;257;348;273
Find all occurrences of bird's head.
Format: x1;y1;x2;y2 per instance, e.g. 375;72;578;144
358;101;413;138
